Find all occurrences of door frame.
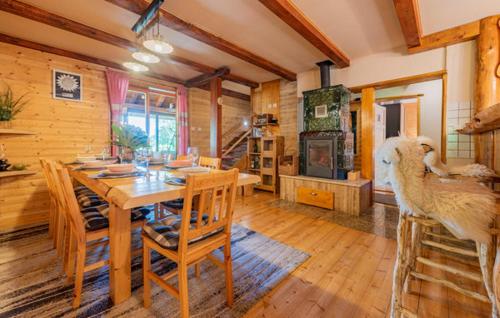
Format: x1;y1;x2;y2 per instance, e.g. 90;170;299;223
353;70;448;180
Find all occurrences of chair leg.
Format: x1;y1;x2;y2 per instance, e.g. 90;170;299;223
63;223;71;274
143;242;152;308
66;231;77;281
178;261;190;318
72;244;86;309
56;209;66;256
224;240;234;307
48;198;54;238
194;264;201;278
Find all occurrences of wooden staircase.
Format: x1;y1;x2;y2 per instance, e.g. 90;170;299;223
221;128;251;170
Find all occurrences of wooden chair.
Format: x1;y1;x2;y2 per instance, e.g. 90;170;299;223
50;162;147;308
391;214;498;318
155;156;222;220
142;169;239;318
40;158;66;255
198;156;222;170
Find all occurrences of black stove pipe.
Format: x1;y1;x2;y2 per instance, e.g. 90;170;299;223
316;60;334;88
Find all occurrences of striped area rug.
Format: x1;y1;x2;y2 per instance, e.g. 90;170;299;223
0;224;309;317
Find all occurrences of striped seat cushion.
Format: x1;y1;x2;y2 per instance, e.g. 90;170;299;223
81;204;153;231
143;211;220;249
74;186;106;208
160;198;184;210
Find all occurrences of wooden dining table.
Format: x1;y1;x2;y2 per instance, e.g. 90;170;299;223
69;165;261;305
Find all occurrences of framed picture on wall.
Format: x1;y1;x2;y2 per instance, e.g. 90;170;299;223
53;69;82;101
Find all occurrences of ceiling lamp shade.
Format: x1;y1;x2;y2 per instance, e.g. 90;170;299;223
143;34;173;55
132;51;160;64
122;62;149;72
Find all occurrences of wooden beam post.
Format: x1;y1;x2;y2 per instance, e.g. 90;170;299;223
361;87;375;180
257;0;349;67
393;0;422;47
210;78;222;157
475;15;500;168
186;67;230;88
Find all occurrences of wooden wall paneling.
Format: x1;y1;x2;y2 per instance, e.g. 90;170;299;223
279;80;298;154
0;42;110;231
361;87;375;180
475;15;500;167
188;88;251;156
260;80;281;136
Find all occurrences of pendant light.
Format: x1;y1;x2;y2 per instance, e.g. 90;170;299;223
132;51;160;64
123;62;149;72
143;11;173;54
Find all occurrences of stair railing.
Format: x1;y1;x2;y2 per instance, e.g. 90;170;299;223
222;128;252;158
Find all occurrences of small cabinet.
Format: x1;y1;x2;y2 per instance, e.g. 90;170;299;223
296;186;334;210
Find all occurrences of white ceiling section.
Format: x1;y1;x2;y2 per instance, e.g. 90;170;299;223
0;0;499;90
419;0;500;35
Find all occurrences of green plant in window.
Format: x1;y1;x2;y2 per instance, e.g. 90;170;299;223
111;124;149;152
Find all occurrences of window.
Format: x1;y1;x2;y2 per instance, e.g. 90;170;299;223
121;87;177;155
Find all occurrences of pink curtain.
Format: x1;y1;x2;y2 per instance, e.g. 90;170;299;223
105;69;129;156
177;86;189;156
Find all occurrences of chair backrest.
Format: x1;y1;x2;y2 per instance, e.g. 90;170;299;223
52;163;87;243
40;159;56;199
198;156;222;170
178;169;238;252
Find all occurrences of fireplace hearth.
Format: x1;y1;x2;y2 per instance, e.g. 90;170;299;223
299;61;353;180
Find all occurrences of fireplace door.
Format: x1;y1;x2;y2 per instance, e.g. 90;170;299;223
305;137;337;178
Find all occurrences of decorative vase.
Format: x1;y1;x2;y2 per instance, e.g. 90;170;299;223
0;121;12;129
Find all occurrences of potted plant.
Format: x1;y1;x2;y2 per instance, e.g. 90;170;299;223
111;124;149;162
0;83;29;129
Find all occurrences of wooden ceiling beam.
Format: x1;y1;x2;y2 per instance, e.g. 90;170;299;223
105;0;297;81
0;32;184;84
185;67;230;88
393;0;422;47
0;0;258;88
407;20;480;54
258;0;349;68
197;84;251;102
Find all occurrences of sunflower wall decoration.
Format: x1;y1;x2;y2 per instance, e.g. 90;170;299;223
53;69;82;101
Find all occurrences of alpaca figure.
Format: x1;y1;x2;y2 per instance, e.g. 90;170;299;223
375;136;498;317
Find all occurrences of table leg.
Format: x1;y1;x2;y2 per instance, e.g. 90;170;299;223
109;204;131;304
243;184;254;197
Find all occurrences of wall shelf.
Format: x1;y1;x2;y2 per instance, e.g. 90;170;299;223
0;129;36;135
0;170;36;178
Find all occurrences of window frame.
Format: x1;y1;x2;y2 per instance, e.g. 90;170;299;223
123;86;177;154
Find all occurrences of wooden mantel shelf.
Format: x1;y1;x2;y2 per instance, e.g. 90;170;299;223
0;170;36;178
0;128;36;135
457;102;500;134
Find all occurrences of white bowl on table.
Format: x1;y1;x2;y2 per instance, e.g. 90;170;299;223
105;163;135;173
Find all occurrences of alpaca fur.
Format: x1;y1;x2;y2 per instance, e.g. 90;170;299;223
376;136;496;243
416;135;494;178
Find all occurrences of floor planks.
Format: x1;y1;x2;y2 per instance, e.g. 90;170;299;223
234;191;491;318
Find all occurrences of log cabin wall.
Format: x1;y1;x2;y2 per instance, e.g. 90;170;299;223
251;79;298;155
188;87;251;156
0;42;111;231
0;42;180;232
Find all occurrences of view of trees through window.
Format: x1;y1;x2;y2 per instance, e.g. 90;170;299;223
122;88;177;156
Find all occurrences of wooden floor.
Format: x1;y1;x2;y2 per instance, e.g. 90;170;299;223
235;191;491;318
